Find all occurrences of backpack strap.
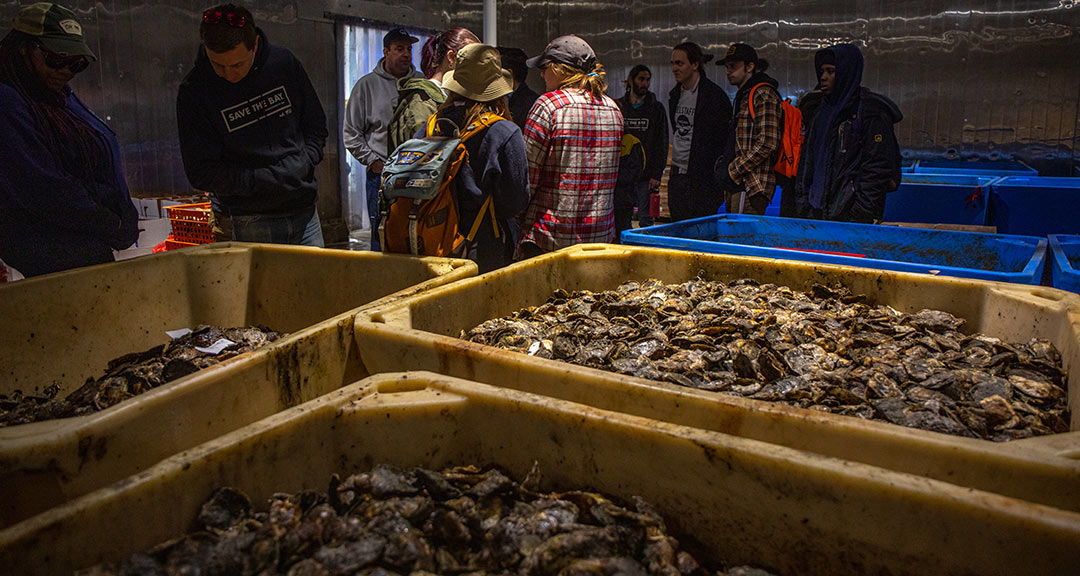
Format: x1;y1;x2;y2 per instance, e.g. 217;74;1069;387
459;113;508;242
458;113;506;142
747;82;776;121
425;115;462;138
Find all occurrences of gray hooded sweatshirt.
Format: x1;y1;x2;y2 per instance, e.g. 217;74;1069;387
342;57;422;166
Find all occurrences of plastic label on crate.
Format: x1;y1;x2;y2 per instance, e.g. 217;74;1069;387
166;328;193;340
194;338;234;355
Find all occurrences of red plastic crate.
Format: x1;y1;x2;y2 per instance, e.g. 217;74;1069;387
164;202;215;244
164;238;199;251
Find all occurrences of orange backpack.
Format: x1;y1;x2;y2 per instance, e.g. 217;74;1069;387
749;83;803;179
379;113;503;257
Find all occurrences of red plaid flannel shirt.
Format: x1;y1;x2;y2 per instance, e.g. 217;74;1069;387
518;89;623;255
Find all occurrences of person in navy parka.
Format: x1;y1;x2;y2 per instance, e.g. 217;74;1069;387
0;3;139;277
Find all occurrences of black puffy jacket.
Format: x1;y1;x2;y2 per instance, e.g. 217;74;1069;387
795;88;902;223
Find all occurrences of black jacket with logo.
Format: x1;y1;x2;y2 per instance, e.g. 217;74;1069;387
617;91;669;183
794;88;903;223
177;28;328;216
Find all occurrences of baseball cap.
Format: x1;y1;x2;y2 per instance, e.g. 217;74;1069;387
443;44;514;103
717;43;757;65
526;35;596;71
12;3;96;60
383;27;419;49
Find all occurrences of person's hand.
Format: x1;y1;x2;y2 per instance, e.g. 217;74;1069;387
649;178;661;191
713;158;736;192
370;159;385;175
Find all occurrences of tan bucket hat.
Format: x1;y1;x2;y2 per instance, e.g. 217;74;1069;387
442;43;513;102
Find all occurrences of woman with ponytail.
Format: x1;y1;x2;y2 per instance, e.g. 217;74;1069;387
420;27;480;87
0;4;138;277
516;35;623;259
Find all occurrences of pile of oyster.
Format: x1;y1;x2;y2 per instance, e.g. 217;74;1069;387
463;279;1070;442
0;325;282;428
80;465;771;576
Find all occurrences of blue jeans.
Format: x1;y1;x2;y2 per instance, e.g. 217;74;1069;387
231;205;324;247
366;169;381;251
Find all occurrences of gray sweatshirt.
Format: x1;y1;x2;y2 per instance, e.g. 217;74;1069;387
342;58;422;166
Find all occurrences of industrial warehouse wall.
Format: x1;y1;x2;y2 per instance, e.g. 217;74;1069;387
0;1;480;242
501;0;1080;176
3;0;1075;211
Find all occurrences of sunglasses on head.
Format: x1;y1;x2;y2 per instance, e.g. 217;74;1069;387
202;8;247;28
36;43;89;74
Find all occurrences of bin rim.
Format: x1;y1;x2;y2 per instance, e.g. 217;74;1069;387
354;243;1080;455
622;214;1047;284
0;247;477;441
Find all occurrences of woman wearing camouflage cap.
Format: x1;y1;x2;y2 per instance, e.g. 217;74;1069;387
0;3;138;277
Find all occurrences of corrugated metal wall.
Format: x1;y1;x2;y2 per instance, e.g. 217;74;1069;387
3;1;1076;219
500;0;1080;175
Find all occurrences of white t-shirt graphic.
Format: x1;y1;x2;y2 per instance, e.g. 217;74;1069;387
670;81;698;170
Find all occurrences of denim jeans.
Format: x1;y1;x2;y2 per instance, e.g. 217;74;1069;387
366;169;381;251
230;205;324;247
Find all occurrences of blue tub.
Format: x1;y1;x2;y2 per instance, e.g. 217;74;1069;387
989;177;1080;236
1048;235;1080;293
621;214;1047;285
914;159;1038;177
884;173;998;226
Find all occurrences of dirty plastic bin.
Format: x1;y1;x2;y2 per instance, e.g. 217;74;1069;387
353;244;1080;512
883;173;998;226
914;159;1038;177
2;372;1078;576
0;243;476;528
621;214;1046;285
989;176;1080;236
1049;235;1080;294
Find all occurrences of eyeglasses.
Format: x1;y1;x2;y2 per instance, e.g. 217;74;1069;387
202;8;247;28
36;43;89;74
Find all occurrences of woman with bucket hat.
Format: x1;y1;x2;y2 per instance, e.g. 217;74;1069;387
517;35;623;259
434;43;529;272
0;3;139;277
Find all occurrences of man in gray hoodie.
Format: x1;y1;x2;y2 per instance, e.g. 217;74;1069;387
342;28;422;250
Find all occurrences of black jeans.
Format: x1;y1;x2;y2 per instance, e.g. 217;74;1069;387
669;169;722;222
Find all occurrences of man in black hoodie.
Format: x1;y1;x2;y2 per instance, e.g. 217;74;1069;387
668;42;732;221
794;43;903;223
716;43;781;215
176;4;328;246
617;64;669;228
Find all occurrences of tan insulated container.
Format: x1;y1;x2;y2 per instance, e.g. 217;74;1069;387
353;244;1080;511
1;372;1077;575
0;243;476;527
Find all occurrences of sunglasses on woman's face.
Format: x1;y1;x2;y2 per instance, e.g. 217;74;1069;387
202;8;247;28
36;43;89;74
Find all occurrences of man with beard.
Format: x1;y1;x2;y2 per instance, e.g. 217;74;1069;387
343;28;423;250
716;43;781;215
615;64;669;231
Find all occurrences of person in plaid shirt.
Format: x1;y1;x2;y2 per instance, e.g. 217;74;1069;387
716;43;781;215
516;35;623;259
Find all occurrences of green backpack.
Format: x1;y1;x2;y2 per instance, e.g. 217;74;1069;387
387;77;446;154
